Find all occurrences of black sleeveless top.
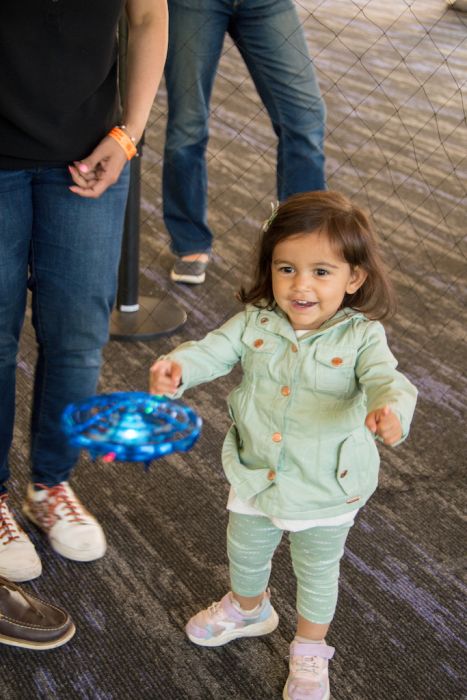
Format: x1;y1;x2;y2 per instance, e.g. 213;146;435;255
0;0;125;168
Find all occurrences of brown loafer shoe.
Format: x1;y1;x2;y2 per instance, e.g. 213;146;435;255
0;576;75;650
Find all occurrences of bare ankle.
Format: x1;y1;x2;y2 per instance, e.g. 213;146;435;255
294;635;325;644
231;592;264;612
296;615;330;641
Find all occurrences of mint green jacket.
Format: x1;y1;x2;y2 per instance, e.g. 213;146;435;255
165;306;418;519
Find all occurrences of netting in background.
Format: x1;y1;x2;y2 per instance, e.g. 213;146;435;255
141;2;466;291
135;0;466;409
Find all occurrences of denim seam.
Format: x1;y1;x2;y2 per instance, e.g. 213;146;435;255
28;239;48;475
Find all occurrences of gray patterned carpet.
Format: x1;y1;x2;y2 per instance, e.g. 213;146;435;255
3;1;466;698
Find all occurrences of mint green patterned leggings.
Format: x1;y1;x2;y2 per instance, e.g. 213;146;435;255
227;512;352;624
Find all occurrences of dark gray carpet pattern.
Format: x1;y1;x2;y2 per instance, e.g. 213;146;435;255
2;1;466;698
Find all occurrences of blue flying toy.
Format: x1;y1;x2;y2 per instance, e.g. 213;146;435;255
62;392;202;467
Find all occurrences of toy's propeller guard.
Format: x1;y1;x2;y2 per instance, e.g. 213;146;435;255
62;392;202;465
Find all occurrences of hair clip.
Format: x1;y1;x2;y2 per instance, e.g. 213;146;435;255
262;200;280;232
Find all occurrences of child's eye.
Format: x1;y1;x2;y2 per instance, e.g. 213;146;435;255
278;265;295;274
314;268;329;277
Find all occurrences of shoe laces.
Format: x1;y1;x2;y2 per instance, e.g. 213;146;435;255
288;651;324;694
35;483;87;527
206;600;223;618
294;655;322;677
0;495;22;545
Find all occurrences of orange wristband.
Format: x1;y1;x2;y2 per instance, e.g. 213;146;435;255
108;126;138;160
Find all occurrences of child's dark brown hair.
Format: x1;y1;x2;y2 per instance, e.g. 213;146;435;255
239;190;396;319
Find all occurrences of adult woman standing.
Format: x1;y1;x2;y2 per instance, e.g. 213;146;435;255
0;0;168;580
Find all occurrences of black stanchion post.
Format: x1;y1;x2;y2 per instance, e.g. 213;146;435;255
116;153;142;312
110;18;187;341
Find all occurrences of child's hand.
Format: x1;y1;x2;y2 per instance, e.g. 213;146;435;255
365;406;402;445
149;359;182;395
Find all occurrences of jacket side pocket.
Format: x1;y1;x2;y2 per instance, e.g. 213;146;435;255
335;429;380;501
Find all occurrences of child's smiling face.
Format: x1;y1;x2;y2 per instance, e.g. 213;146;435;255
271;231;367;331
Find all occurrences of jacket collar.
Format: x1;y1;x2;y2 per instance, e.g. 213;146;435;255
249;304;364;342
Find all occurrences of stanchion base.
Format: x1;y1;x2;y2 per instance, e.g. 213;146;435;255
110;294;187;341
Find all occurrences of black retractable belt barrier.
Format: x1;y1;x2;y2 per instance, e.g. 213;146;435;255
110;18;187;341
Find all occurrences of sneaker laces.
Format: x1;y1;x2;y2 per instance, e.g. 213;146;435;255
206;600;223;617
295;655;321;677
287;650;325;694
35;483;87;528
0;495;22;545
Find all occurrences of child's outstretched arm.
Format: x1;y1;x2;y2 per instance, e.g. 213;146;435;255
356;322;418;445
365;405;402;445
147;309;250;398
150;359;182;395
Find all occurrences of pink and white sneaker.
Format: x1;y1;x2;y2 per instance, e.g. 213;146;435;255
283;639;335;700
185;591;279;647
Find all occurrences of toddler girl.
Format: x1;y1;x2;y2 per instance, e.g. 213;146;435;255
150;191;418;700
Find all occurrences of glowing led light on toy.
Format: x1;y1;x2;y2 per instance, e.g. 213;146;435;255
61;392;202;468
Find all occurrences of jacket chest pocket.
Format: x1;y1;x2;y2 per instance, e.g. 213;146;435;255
314;346;356;395
241;328;278;376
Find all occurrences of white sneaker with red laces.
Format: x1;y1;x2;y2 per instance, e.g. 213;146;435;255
0;495;42;582
22;482;106;562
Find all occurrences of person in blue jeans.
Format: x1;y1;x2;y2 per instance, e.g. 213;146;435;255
0;0;168;583
163;0;326;284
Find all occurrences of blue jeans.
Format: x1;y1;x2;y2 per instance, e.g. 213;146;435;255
0;166;129;493
163;0;326;256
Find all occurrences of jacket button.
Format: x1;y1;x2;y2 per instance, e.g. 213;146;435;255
291;344;298;353
346;496;361;504
272;432;282;442
340;470;348;478
260;317;269;324
267;470;276;480
281;386;291;396
253;339;264;348
331;357;343;366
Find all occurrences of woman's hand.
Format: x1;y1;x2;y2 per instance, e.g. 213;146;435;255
68;0;169;199
365;406;402;445
149;359;182;395
68;136;128;198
